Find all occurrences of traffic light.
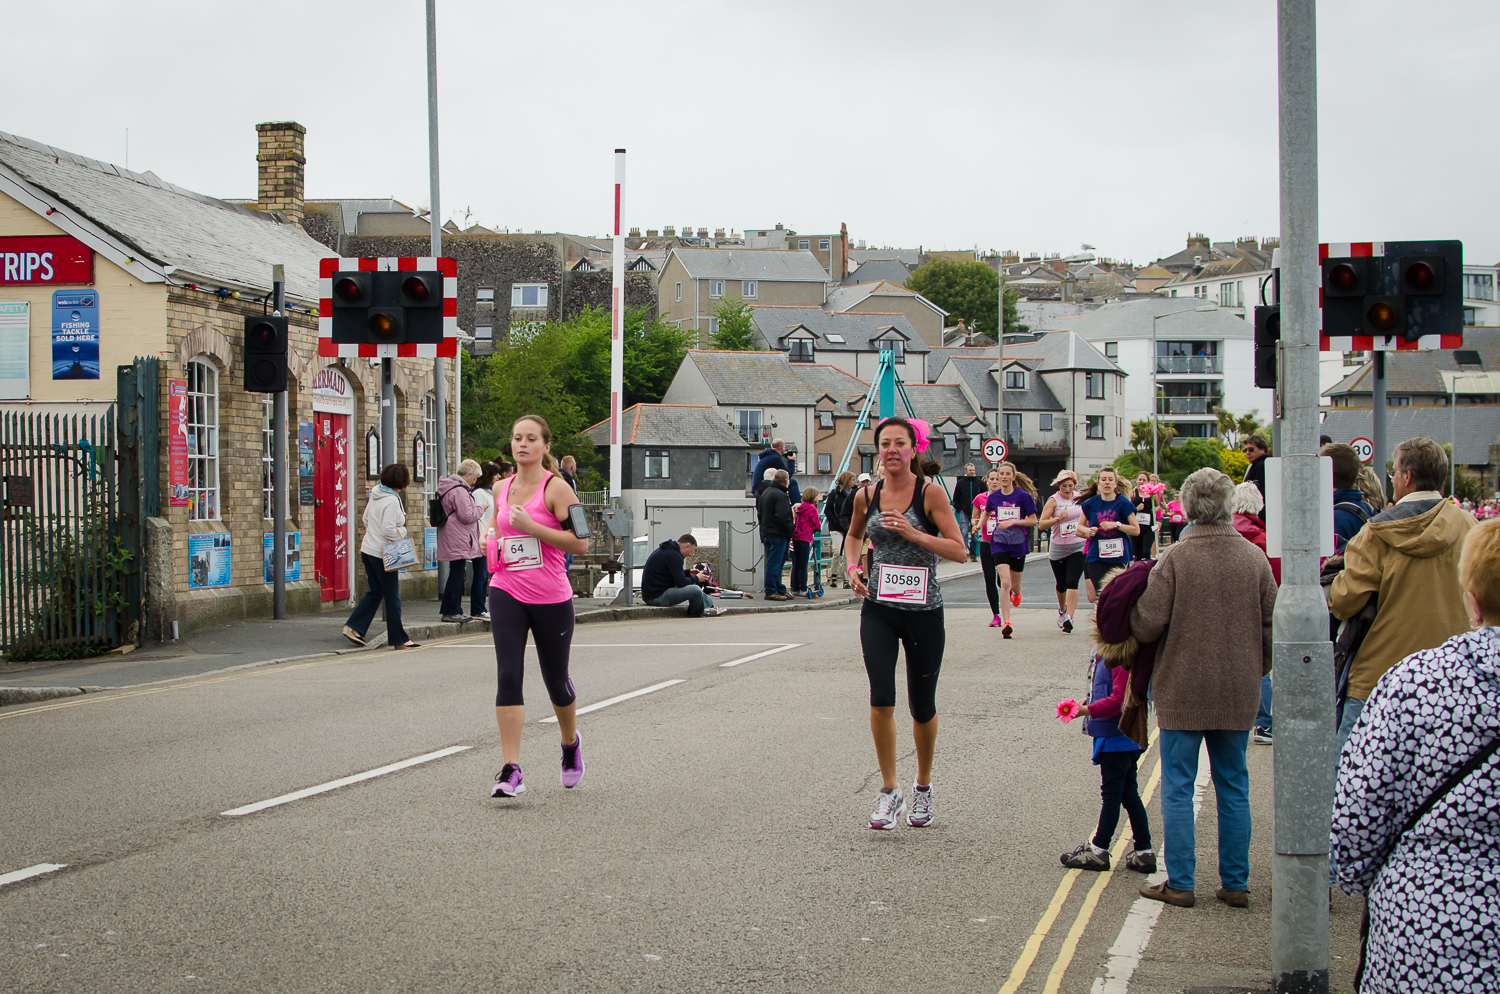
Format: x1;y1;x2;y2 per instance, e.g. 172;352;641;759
328;270;444;349
244;314;288;392
1253;305;1279;389
1320;241;1462;344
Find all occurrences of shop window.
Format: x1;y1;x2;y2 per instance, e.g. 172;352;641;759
423;393;438;498
262;396;275;519
187;357;220;521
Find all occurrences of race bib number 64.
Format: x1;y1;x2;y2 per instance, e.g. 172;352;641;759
503;535;543;570
876;564;929;604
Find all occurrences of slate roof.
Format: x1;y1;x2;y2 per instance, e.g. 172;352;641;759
1320;406;1500;465
826;280;949;317
585;404;752;449
681;350;869;406
747;306;929;353
1324;329;1500;397
0;129;332;301
1162;257;1260;285
668;248;830;282
892;383;987;425
1018;330;1125;375
841;259;911;286
849;248;921;267
1066;297;1253;341
939;355;1065;412
924;346;1001;381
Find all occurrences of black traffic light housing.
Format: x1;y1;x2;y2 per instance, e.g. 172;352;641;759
1321;240;1462;343
329;270;444;348
1253;305;1280;389
244;314;288;393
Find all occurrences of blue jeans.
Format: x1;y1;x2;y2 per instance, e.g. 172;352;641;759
955;509;974;557
346;552;409;644
764;539;788;596
647;584;713;617
1159;729;1252;892
1256;674;1273;731
1330;695;1367;885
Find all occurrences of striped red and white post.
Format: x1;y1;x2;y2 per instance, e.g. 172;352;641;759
610;149;626;500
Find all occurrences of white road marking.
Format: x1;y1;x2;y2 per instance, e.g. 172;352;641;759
1091;744;1212;993
719;643;804;667
540;680;685;722
221;746;472;817
0;863;66;887
451;643;787;649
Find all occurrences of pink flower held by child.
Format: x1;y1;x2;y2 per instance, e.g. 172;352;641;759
1056;698;1083;723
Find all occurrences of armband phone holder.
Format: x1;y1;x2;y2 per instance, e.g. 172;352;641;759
565;504;591;538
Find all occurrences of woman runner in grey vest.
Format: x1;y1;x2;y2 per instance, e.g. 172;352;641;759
842;416;969;830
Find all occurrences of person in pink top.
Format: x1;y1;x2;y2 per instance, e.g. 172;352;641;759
481;415;590;800
790;488;822;596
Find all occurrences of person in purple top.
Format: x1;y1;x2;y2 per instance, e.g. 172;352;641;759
975;461;1039;639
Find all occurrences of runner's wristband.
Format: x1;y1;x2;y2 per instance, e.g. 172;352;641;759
845;564;860;578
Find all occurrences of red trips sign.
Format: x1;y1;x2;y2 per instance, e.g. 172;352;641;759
0;235;94;285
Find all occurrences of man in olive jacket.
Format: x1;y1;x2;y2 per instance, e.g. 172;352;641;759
1329;436;1475;749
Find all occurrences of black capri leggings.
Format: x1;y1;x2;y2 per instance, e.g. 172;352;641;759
490;587;577;708
1085;559;1128;592
977;544;1000;615
1050;552;1085;592
860;600;945;724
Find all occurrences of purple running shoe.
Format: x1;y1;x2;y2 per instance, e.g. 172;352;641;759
560;732;585;789
491;763;524;798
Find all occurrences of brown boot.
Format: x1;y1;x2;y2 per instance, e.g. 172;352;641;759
1215;887;1249;908
1139;881;1195;907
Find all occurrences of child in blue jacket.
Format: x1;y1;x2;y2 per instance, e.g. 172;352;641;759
1059;654;1156;872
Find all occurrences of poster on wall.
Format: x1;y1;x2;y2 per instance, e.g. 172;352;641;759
188;533;232;588
168;380;189;506
366;427;380;479
412;431;426;483
263;532;301;583
0;301;28;399
423;526;437;569
51;290;99;380
298;422;314;506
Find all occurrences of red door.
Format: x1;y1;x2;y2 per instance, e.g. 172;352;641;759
314;412;351;601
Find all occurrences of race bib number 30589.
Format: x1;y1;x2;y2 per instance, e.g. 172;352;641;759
876;564;929;604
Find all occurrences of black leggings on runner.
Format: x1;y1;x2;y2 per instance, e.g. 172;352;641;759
1050;552;1085;592
977;544;1001;615
861;600;945;724
1085;559;1127;592
490;587;577;708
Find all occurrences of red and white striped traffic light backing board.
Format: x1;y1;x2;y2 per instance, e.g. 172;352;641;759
318;257;458;358
1318;240;1463;352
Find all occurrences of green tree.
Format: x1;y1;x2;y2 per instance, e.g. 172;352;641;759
1214;408;1266;450
903;259;1028;338
1128;417;1176;471
1162;438;1225;489
622;308;691;406
710;294;757;350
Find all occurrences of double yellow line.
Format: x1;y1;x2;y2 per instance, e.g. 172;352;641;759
997;728;1161;994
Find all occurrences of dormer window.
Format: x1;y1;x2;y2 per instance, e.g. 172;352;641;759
789;339;814;363
878;340;905;364
1006;370;1026;389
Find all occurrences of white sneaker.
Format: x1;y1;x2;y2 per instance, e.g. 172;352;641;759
908;783;934;827
869;787;905;830
1056;610;1066;630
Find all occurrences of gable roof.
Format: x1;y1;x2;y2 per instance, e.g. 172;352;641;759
849;248;921;268
841;259;912;286
826;280;949;317
1324;329;1500;397
584;404;752;449
940;354;1067;412
924;345;1001;381
680;350;869;406
1066;297;1253;341
747;306;930;353
0;129;331;301
893;383;988;425
1015;330;1125;375
667;248;830;282
1163;257;1259;284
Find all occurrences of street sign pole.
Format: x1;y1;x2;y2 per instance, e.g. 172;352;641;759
426;0;449;594
272;265;287;620
1273;2;1335;991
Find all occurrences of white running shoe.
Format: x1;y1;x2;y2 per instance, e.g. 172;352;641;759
1056;609;1066;630
869;787;906;830
908;784;934;827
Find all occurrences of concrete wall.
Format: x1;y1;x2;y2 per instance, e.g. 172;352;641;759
617;445;748;492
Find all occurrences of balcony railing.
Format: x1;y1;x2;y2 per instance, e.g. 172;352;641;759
1156;356;1223;375
1156;397;1221;415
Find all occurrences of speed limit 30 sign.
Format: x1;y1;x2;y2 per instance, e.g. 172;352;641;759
982;437;1008;463
1350;436;1374;464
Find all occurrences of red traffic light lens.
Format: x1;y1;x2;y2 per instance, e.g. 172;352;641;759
368;313;397;338
1368;301;1398;330
248;322;278;349
1405;262;1436;292
1328;263;1358;293
335;277;363;303
402;276;431;302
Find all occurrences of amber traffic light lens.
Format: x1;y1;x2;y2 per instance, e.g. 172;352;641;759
335;277;363;302
402;276;431;302
1405;262;1436;292
368;313;397;338
1329;263;1358;293
1368;301;1398;330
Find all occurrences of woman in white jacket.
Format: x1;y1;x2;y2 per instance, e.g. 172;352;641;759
342;463;420;648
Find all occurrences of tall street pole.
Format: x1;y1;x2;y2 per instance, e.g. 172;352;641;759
1273;2;1335;991
427;0;448;593
1151;313;1160;477
272;265;287;620
610;150;626;501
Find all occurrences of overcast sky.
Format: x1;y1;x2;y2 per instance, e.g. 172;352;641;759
6;1;1497;266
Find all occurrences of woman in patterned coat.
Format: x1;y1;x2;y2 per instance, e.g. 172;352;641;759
1331;518;1500;993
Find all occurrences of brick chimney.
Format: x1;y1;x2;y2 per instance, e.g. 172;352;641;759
256;122;306;225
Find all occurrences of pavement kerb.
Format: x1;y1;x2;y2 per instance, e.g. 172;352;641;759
0;686;106;706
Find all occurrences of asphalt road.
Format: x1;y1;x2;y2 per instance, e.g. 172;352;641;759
0;597;1358;993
